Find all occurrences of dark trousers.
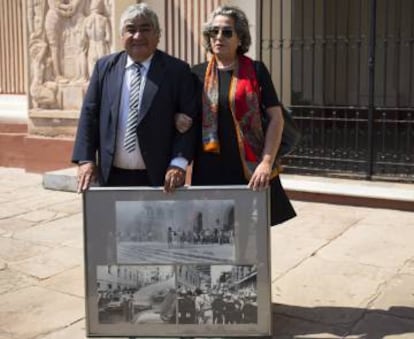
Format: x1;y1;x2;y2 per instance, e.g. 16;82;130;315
107;167;151;186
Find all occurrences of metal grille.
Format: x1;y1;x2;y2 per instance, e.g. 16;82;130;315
146;0;221;66
272;0;414;182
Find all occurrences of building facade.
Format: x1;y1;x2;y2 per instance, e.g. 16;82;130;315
0;0;412;181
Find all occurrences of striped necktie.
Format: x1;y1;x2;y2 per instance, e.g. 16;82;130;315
124;62;142;152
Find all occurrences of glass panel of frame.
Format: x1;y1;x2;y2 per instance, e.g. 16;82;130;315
83;186;271;337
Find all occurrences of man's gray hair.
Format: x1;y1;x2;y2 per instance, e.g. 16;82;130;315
202;5;251;55
119;3;161;35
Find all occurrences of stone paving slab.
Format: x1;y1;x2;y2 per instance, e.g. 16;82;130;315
317;222;414;269
39;265;85;298
0;286;83;339
0;217;36;235
12;214;83;247
19;209;68;223
9;245;82;280
403;259;414;275
273;256;396;325
0;237;51;262
270;230;327;282
0;268;38;295
46;197;83;215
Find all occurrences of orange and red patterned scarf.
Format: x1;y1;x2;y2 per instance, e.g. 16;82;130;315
202;55;278;180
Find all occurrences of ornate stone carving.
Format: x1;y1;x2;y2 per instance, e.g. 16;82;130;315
27;0;113;111
84;0;112;77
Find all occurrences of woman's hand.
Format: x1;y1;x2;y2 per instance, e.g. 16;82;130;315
248;160;272;191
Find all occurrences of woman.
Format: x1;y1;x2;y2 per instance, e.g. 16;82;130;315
188;5;296;225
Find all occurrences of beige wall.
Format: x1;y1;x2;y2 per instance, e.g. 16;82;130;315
0;0;26;95
113;0;138;51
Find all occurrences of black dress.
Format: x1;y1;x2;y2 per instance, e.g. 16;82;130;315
191;61;296;226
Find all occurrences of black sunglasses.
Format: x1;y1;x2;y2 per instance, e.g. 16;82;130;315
208;26;234;39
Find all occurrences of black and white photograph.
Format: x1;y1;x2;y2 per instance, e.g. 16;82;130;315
97;265;176;325
84;187;271;336
116;200;236;264
176;264;258;325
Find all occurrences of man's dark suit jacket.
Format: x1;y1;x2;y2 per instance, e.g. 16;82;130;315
72;49;197;186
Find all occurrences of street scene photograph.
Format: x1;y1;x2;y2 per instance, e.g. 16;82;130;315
176;264;258;325
116;200;236;264
96;265;176;324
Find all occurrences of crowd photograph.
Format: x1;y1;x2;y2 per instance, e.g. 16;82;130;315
115;200;236;263
176;264;258;325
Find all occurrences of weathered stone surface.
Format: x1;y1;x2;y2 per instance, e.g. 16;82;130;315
19;209;67;223
0;330;13;339
0;168;42;188
292;200;371;220
40;265;85;298
403;259;414;275
0;286;83;339
47;197;82;215
270;229;327;281
318;222;414;269
0;204;28;219
0;268;37;295
0;189;76;218
273;257;395;325
39;320;87;339
0;237;50;262
13;213;83;246
272;312;349;338
369;273;414;319
359;208;414;226
273;205;360;241
0;218;35;234
349;312;414;338
43;167;78;193
9;246;82;280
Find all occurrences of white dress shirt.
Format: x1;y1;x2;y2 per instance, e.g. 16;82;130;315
113;55;188;170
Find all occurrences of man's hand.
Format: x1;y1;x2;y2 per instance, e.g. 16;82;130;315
174;113;193;133
164;166;186;193
76;162;97;193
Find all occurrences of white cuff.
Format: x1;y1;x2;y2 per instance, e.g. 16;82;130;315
170;157;188;171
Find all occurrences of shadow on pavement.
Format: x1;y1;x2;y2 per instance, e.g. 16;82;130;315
273;303;414;338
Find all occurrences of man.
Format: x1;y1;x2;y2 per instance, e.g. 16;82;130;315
72;3;197;193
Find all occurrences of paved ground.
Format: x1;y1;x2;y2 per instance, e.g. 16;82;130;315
0;167;413;339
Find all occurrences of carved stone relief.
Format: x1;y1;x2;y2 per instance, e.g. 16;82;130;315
28;0;113;111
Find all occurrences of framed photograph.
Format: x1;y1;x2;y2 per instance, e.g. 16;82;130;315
83;186;271;337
